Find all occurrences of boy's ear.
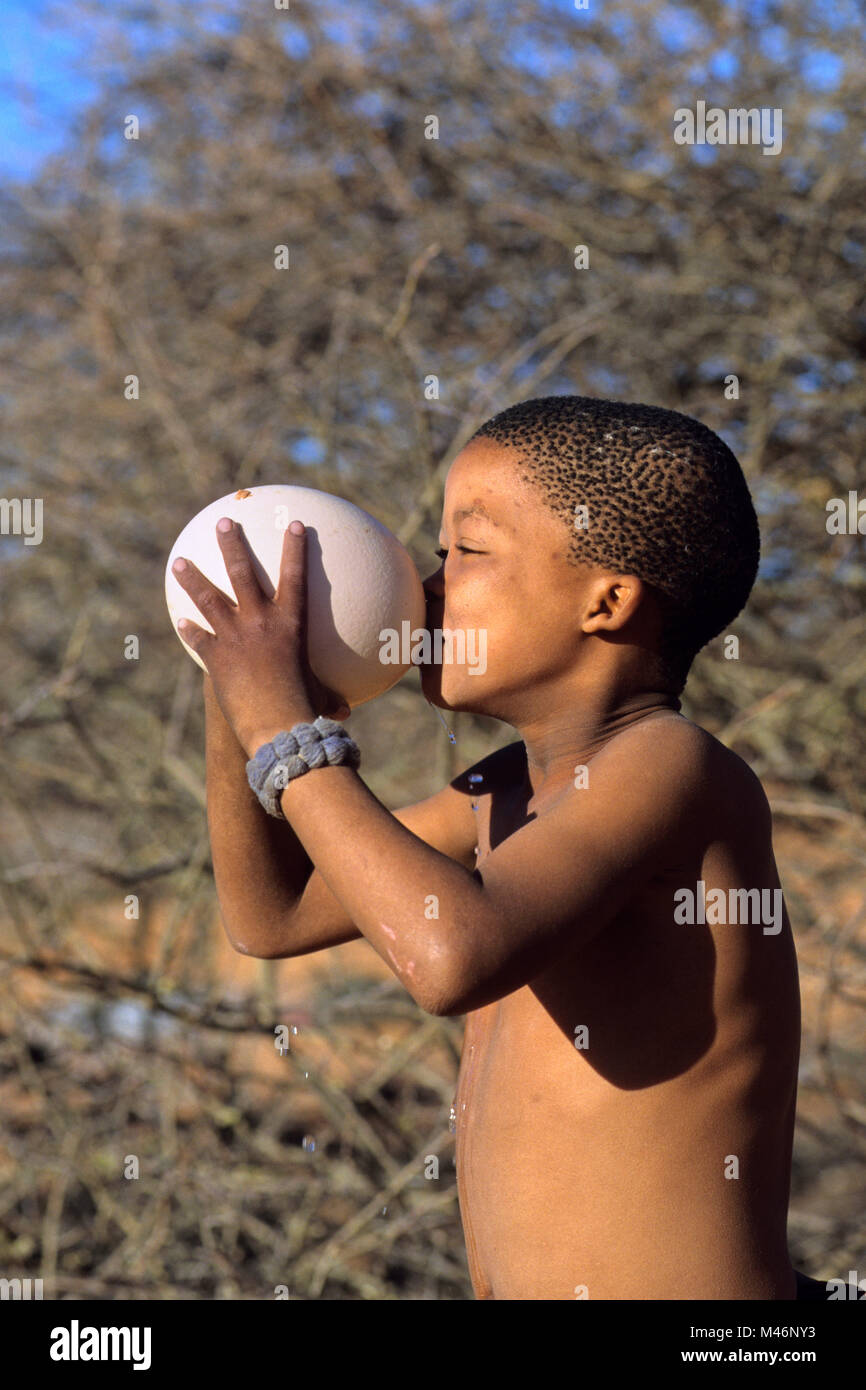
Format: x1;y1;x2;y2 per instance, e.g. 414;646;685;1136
581;574;645;634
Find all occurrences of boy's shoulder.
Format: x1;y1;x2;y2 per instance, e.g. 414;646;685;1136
593;713;773;839
452;715;771;828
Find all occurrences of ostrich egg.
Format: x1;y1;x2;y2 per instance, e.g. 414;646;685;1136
165;484;426;708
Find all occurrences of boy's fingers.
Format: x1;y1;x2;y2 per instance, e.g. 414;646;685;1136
215;519;264;607
276;521;308;630
177;615;216;662
310;674;350;722
274;523;350;720
172;556;234;629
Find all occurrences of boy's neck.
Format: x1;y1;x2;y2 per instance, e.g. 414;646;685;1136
516;689;683;806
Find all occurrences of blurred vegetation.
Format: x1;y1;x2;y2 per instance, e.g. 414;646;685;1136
0;0;863;1298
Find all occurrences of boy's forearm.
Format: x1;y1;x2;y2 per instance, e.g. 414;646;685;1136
203;676;486;1008
203;675;314;954
274;762;485;1014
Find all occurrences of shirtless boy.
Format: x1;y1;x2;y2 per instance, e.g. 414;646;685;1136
174;394;812;1300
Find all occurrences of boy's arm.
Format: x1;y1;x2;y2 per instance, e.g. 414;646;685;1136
205;673;494;958
270;717;711;1015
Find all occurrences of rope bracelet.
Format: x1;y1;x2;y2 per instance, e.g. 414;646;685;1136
245;717;361;820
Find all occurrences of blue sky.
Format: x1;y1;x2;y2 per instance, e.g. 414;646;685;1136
0;2;97;180
0;0;849;181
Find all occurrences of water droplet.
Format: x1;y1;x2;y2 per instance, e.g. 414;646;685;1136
468;773;483;787
449;1104;457;1133
426;699;457;744
291;1025;299;1035
302;1134;316;1153
471;801;478;811
303;1071;309;1079
381;1206;388;1216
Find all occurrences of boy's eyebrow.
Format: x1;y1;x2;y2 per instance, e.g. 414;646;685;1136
452;504;504;527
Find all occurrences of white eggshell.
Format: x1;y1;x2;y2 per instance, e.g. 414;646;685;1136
165;484;426;708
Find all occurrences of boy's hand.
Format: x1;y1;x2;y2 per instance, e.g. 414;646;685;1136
172;518;350;757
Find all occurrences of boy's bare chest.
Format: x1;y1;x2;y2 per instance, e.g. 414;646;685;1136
452;753;800;1297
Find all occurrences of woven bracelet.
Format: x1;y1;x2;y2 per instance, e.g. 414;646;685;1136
246;717;361;819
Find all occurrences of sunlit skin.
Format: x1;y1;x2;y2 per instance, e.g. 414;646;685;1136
420;436;682;798
180;437;802;1299
418;439;800;1299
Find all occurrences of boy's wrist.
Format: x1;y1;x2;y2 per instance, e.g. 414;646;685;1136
203;671;347;758
240;705;319;761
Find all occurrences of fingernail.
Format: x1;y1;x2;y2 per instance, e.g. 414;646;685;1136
289;520;305;535
217;517;233;532
173;559;188;573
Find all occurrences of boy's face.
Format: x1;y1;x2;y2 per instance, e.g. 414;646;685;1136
420;438;596;719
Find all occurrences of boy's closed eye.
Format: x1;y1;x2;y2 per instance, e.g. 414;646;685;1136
435;546;485;558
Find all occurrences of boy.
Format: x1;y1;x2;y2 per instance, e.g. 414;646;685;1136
177;395;813;1300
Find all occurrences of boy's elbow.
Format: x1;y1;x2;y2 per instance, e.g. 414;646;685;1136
413;978;457;1016
230;936;298;960
400;946;467;1017
226;932;260;957
424;985;488;1017
221;920;284;959
416;989;463;1017
423;951;516;1016
424;993;469;1018
415;951;481;1017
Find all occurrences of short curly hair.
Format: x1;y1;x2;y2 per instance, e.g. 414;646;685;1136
471;395;760;691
